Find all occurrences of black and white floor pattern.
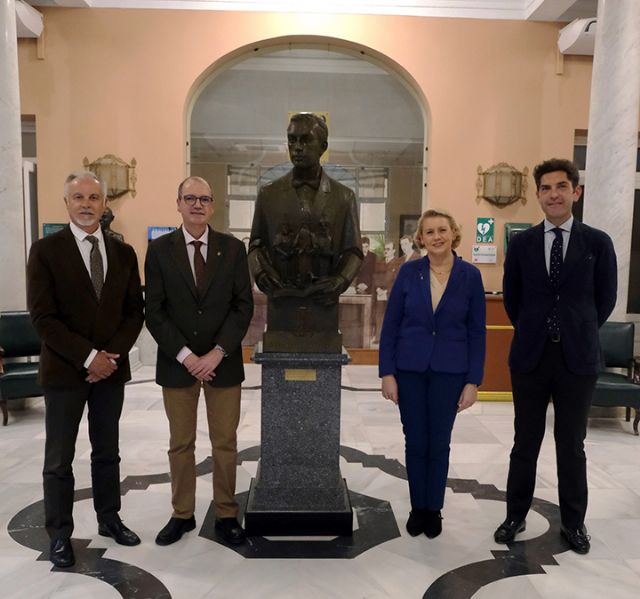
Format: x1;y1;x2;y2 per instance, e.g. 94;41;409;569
2;365;640;599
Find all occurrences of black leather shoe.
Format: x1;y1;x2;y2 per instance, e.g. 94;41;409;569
424;510;442;539
494;519;526;544
98;519;141;546
155;516;196;546
561;525;591;554
50;538;75;568
406;510;425;536
215;518;246;545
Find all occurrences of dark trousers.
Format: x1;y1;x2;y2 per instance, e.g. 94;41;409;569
43;381;125;539
506;340;596;529
396;369;465;510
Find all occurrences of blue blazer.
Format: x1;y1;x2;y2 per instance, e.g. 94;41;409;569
503;220;617;375
378;255;486;385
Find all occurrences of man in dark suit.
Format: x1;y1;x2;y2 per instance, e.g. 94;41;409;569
355;236;376;294
27;171;144;568
494;158;617;554
145;176;253;546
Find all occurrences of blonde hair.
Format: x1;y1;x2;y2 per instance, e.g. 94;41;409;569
414;209;462;250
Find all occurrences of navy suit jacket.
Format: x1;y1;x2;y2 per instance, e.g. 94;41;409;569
379;255;486;385
503;220;617;375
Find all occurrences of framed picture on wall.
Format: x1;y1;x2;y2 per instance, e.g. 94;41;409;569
399;214;420;239
43;223;66;237
504;223;532;253
148;226;176;242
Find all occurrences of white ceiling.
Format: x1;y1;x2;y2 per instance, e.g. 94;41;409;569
25;0;598;21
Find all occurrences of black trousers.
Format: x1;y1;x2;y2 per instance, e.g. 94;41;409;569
43;380;125;539
506;340;596;529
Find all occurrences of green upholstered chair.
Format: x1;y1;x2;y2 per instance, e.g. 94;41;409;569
0;311;43;426
592;321;640;435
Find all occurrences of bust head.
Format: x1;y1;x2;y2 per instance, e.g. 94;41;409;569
287;113;328;171
100;207;115;229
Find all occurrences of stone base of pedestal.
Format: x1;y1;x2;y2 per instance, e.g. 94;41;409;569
247;345;353;536
244;477;353;536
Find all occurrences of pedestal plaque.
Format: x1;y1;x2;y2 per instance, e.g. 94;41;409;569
244;346;353;536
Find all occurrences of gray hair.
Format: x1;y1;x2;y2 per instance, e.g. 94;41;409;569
64;171;107;197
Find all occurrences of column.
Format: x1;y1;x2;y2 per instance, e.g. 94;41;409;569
583;0;640;320
0;0;27;311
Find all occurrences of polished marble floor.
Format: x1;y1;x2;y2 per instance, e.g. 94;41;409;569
1;364;640;599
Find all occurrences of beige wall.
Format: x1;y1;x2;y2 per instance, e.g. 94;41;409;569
18;9;593;289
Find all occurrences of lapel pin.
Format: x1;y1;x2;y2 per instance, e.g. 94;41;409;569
217;251;221;256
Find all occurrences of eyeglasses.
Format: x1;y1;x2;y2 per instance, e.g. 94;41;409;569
181;194;213;206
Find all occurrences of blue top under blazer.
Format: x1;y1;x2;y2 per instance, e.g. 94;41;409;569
379;255;486;385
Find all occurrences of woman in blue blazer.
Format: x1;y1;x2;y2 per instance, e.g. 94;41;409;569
379;209;486;538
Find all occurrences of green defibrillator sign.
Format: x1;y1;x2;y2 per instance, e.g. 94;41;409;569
476;217;495;243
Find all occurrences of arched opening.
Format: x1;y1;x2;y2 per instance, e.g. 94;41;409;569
188;40;429;352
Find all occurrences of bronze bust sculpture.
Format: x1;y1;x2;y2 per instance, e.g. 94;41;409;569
99;207;124;242
248;113;362;351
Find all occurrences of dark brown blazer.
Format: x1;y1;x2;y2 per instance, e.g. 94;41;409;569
144;226;253;388
27;225;144;387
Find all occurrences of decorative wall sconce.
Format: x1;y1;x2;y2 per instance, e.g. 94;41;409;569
83;154;137;200
476;162;528;207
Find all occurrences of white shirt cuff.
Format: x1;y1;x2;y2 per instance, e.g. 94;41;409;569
176;346;193;364
84;349;99;369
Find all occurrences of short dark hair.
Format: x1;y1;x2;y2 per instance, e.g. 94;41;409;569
361;236;370;245
288;113;328;145
533;158;580;190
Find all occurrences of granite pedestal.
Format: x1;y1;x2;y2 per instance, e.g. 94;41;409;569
244;346;353;536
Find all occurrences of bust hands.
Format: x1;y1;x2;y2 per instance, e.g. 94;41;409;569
255;266;284;294
307;275;348;305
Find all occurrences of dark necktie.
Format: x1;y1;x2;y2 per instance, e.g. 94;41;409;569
191;240;206;292
547;227;563;336
85;235;104;299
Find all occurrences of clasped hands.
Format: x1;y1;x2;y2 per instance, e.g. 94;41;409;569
86;350;120;383
183;348;224;382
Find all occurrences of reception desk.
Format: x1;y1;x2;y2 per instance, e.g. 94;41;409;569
481;294;513;400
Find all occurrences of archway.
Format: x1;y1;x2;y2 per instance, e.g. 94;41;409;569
188;39;429;351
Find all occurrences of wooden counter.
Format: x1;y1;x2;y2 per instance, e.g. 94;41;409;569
481;294;513;400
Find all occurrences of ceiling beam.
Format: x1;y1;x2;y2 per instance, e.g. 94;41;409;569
27;1;92;7
524;0;579;21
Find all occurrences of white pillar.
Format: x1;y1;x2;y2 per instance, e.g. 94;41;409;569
0;0;27;311
583;0;640;320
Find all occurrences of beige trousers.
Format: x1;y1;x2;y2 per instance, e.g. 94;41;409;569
162;382;241;519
